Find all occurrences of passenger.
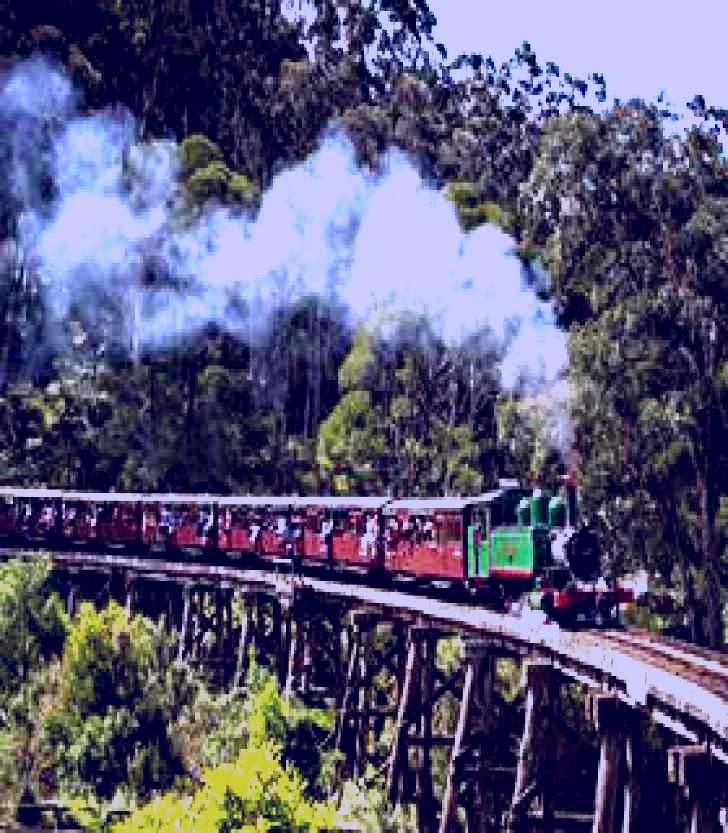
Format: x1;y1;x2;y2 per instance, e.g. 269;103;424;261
423;518;434;542
249;517;261;553
41;504;54;532
401;516;411;540
283;519;295;557
364;513;378;558
320;517;333;553
413;517;423;544
386;518;399;550
292;521;303;556
201;509;214;543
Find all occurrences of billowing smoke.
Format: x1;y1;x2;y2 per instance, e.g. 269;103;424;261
1;56;567;389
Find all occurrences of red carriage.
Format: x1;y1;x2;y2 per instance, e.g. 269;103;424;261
0;488;63;543
144;495;216;555
94;494;144;549
217;496;299;560
60;492;103;546
383;498;467;580
0;488;24;541
215;496;388;568
321;497;387;568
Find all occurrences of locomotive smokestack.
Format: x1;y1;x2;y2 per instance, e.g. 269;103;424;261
561;472;578;528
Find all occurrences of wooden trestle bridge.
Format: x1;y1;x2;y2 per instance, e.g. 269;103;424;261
23;550;728;833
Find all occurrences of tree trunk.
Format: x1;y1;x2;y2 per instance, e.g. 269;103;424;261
664;494;704;645
697;460;722;648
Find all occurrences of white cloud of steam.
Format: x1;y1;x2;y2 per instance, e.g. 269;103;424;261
2;57;567;389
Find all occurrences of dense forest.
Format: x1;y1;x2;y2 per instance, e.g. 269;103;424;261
0;3;726;641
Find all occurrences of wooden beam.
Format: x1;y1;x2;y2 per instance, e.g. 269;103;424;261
588;693;626;833
354;620;375;778
284;611;299;702
387;638;418;802
335;624;361;757
668;744;709;790
439;661;475;833
225;589;233;658
621;714;644;833
232;595;252;690
509;661;556;832
215;589;224;659
177;585;191;663
417;632;436;833
667;744;721;833
592;725;622;833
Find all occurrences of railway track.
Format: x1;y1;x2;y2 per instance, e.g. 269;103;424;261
594;628;728;702
608;628;728;680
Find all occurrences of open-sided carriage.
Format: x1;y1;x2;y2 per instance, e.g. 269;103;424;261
215;496;388;568
0;488;63;544
145;495;217;557
217;496;304;562
60;492;144;549
314;496;387;569
383;498;469;581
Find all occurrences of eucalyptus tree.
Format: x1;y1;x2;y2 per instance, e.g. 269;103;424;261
519;102;728;645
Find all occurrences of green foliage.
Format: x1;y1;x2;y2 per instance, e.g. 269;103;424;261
444;181;510;233
186;161;231;203
318;316;506;495
184;159;260;210
42;602;185;800
338;327;375;392
112;742;336;833
0;558;67;703
179;135;225;179
0;560;66;817
496;394;565;488
241;666;335;797
228;173;259;207
109;664;338;833
519;101;728;644
318;390;384;490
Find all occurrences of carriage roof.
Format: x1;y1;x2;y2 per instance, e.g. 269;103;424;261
61;491;144;503
145;493;218;504
0;487;64;498
58;491;217;504
216;495;388;509
384;497;473;513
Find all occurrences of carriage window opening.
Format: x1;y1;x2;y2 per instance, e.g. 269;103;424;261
442;515;461;544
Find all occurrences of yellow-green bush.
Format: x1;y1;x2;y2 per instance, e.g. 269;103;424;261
112;742;335;833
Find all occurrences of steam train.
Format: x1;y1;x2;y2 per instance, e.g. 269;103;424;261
0;479;631;626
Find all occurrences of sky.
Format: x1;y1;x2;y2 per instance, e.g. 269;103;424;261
427;0;727;116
